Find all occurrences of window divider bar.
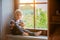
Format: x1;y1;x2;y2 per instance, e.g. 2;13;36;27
19;2;47;4
34;0;36;32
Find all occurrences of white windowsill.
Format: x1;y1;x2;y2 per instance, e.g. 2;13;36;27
6;34;48;40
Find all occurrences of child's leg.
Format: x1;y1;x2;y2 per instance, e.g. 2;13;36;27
23;29;35;36
24;30;42;36
35;31;42;36
28;32;35;36
28;31;42;36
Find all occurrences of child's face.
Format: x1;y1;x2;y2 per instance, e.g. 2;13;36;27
11;23;15;27
14;11;22;20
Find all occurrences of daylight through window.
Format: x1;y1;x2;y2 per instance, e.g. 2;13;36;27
19;0;48;30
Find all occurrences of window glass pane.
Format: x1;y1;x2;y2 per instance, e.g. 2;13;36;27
35;0;47;2
19;0;33;3
19;4;34;28
35;4;48;29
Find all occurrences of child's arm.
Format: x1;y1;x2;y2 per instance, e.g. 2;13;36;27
10;20;15;30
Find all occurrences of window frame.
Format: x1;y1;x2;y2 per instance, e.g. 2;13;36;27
14;0;48;30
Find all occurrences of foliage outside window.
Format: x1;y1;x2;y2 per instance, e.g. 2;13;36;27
19;0;48;29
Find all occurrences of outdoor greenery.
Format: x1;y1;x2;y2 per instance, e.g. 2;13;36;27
20;5;48;29
35;9;48;29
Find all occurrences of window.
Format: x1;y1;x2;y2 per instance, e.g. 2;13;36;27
19;0;48;29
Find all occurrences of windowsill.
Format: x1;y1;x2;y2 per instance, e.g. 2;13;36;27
26;28;48;30
6;34;48;40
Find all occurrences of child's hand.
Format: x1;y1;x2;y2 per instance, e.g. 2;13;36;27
10;23;15;30
10;20;15;27
19;22;25;27
10;21;15;29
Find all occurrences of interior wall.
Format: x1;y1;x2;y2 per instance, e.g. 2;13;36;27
0;0;2;40
48;0;60;40
2;0;14;40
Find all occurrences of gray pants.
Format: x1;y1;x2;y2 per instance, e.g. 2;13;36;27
24;30;35;36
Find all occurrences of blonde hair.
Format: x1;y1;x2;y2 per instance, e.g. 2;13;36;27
15;9;23;15
15;9;23;13
14;9;23;19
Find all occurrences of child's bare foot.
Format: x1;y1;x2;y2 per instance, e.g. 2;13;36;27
23;32;29;36
35;31;42;36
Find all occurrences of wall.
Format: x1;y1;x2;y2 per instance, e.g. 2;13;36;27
0;0;2;40
2;0;14;40
48;0;60;40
